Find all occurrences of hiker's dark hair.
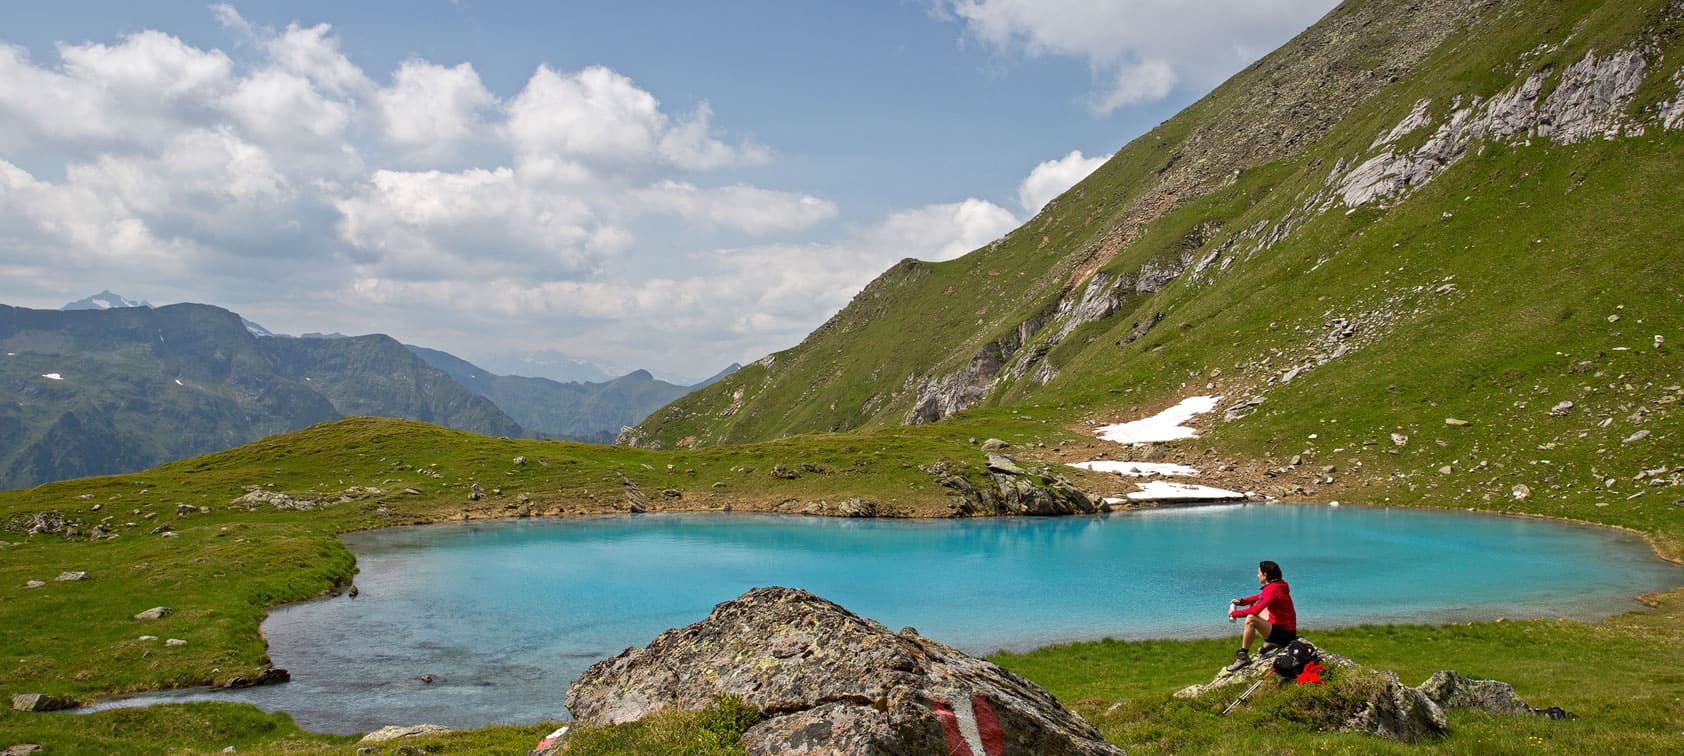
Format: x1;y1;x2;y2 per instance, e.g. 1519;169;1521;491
1259;560;1283;582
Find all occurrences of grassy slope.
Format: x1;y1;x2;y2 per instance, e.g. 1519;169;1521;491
4;0;1684;752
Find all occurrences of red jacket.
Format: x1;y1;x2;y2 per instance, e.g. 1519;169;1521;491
1230;579;1296;631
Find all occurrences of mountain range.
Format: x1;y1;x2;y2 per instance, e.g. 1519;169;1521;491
0;300;731;488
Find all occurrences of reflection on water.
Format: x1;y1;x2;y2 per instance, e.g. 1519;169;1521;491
82;504;1682;733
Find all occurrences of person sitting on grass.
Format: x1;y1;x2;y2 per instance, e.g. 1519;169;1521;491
1224;559;1297;672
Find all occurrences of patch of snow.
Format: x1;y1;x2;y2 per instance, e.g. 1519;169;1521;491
1093;396;1220;444
1127;481;1248;502
41;373;63;380
174;378;184;386
1070;460;1199;477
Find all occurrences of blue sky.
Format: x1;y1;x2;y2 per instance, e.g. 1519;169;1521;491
0;1;1338;382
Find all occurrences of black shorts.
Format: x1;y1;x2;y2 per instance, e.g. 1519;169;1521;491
1266;626;1298;646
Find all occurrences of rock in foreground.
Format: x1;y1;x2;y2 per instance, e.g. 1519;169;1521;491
564;586;1122;755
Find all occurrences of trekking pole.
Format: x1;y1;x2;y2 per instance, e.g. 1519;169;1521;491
1220;674;1268;717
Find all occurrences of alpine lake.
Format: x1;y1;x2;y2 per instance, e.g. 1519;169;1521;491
83;502;1684;733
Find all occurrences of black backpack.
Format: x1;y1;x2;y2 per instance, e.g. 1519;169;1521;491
1272;639;1319;679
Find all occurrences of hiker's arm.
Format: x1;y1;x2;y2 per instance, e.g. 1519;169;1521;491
1229;592;1264;617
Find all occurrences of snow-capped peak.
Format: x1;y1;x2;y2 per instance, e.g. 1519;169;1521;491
62;290;152;311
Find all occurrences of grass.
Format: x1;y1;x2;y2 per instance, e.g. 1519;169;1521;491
989;588;1684;754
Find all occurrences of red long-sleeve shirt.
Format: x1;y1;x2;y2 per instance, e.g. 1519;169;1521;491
1230;579;1296;631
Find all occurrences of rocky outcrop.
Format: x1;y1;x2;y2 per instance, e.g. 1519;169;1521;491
565;587;1121;755
905;310;1054;425
1176;644;1535;743
940;455;1097;517
1335;47;1651;208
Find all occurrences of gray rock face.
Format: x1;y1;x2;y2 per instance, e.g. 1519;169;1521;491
10;694;74;712
1335;47;1652;209
565;587;1122;756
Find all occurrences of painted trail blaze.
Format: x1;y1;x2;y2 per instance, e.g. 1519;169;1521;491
931;694;1005;756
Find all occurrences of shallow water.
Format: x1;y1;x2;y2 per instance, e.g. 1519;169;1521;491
84;504;1682;733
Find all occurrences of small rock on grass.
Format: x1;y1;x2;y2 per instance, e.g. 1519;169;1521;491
55;571;87;581
23;580;44;589
357;725;450;744
10;694;74;712
166;638;187;646
134;606;172;621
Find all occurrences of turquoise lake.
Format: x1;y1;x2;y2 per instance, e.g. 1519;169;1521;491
86;504;1683;733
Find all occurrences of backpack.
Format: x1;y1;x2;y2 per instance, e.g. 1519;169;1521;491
1272;638;1319;679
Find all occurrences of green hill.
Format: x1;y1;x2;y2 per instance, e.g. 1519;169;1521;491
626;0;1683;551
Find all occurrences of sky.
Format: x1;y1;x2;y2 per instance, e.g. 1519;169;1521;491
0;1;1339;383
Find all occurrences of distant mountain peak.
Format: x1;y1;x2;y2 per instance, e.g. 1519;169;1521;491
62;290;152;311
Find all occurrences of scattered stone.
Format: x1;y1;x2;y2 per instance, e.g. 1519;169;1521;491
980;438;1010;451
1444;418;1470;427
1290;455;1303;467
358;725;451;744
138;635;157;641
55;571;87;582
222;667;290;688
23;580;44;589
1439;466;1454;475
150;523;174;535
986;453;1027;475
160;531;178;539
349;585;359;598
134;606;172;621
801;498;878;518
512;456;526;466
230;489;320;511
1511;485;1532;501
91;503;102;510
1391;433;1409;447
176;503;196;516
1223;397;1265;422
5;745;44;755
418;674;435;684
768;465;801;480
662;489;682;499
356;748;380;756
1623;430;1650;444
1415;670;1531;716
10;694;74;712
403;488;422;496
166;638;187;646
566;587;1122;755
1548;401;1574;416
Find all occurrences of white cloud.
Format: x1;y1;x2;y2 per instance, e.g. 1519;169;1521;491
632;181;837;234
0;33;232;151
1017;149;1111;213
869;199;1019;262
263;21;370;98
503;65;763;174
333;196;1018;371
376;59;496;160
944;0;1339;113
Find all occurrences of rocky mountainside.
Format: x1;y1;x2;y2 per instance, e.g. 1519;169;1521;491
0;303;521;488
624;0;1682;539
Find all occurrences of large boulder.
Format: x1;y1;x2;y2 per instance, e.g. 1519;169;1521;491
565;587;1122;755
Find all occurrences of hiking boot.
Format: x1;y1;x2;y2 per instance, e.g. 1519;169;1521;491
1224;648;1250;672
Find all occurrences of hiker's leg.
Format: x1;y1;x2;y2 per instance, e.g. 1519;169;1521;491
1241;615;1273;651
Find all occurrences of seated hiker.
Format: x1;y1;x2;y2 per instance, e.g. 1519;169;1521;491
1225;559;1297;672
